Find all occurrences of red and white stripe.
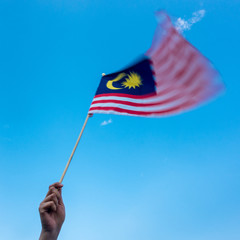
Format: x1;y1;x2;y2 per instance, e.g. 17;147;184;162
89;12;223;117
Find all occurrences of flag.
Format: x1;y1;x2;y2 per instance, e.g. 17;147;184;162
88;11;224;117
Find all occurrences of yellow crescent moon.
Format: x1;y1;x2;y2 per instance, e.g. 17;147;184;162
106;73;126;90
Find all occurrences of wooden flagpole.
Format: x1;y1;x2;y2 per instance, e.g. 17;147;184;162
59;113;91;183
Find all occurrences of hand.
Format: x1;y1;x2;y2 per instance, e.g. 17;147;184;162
39;182;65;240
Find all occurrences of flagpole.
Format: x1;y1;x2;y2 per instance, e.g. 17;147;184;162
59;113;91;183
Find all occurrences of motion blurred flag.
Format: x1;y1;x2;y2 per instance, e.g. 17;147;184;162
89;11;224;117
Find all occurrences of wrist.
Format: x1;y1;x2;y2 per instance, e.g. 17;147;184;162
39;229;60;240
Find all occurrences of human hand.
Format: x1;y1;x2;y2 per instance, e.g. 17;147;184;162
39;182;65;240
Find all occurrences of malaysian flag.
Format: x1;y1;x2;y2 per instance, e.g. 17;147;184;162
88;11;223;117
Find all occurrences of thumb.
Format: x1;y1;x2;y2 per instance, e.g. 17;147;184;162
58;187;64;205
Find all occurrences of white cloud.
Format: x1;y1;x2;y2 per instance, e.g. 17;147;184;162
175;9;206;33
100;119;112;126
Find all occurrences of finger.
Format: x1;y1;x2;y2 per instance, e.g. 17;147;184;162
49;182;63;190
51;188;61;199
46;186;61;198
39;201;57;213
47;188;64;207
58;187;64;205
49;186;64;205
42;193;59;206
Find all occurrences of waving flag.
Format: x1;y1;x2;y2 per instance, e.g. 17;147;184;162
89;11;223;117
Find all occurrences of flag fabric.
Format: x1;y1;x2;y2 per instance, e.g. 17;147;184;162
88;11;223;117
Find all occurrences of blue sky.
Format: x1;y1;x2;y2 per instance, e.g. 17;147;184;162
0;0;240;239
